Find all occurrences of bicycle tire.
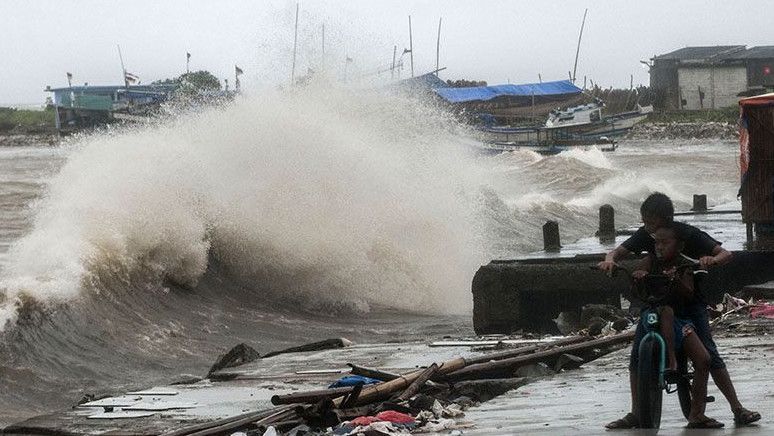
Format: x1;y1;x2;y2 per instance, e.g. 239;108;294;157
676;353;692;420
637;336;663;429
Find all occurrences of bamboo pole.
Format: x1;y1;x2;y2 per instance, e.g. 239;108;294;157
335;357;466;407
461;335;588;366
446;331;634;381
162;406;294;436
271;386;356;405
186;407;296;436
396;363;438;402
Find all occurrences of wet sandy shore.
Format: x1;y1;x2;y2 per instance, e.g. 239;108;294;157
464;333;772;434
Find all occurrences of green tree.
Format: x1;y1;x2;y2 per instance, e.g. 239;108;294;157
154;70;221;96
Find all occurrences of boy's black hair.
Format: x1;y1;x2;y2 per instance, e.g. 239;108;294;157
655;223;684;241
640;192;674;222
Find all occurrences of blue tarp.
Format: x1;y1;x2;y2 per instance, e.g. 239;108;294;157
434;80;582;103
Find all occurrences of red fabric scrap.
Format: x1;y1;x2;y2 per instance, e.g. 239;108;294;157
374;410;416;424
350;415;379;426
750;303;774;319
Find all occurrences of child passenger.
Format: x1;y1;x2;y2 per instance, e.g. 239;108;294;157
632;225;722;428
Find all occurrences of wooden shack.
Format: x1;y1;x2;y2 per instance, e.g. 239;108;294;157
739;93;774;245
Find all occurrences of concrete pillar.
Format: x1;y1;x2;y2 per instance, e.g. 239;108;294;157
691;194;707;213
597;204;615;241
543;220;561;252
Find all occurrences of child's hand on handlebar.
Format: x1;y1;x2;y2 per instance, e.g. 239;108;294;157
631;269;648;280
699;256;717;269
597;260;617;272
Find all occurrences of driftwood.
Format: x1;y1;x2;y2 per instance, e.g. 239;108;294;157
271;386;355;405
396;363;439;402
445;330;635;381
347;364;401;381
262;338;352;359
461;335;588;366
335;357;467;407
186;407;296;436
161;406;295;436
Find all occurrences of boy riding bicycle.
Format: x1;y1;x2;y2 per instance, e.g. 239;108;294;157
632;224;719;428
600;193;760;428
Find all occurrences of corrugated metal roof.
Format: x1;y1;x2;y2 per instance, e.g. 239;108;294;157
728;46;774;60
48;84;177;93
654;45;746;61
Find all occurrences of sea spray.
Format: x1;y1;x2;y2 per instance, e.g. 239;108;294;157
0;85;490;326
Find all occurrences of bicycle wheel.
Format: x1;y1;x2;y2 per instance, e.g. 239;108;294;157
676;352;692;420
637;336;663;429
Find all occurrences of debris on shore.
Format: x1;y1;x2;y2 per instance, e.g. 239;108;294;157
3;331;634;435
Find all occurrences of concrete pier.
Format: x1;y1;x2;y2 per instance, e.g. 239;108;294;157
472;200;774;334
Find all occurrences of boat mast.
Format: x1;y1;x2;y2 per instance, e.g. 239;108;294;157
291;3;299;85
435;17;442;77
117;44;127;88
391;45;397;80
408;15;414;78
571;8;588;84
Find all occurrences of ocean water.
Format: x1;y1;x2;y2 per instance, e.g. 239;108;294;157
0;87;740;425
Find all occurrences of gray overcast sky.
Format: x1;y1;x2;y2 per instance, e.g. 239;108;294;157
1;0;771;105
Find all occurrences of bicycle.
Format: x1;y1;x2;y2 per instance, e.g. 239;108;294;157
601;261;714;429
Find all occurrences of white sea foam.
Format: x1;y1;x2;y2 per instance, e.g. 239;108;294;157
0;85;489;317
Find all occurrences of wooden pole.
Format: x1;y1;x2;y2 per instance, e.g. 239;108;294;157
572;8;588;83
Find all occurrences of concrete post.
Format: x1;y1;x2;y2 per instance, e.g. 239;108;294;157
543;220;561;252
691;194;707;213
597;204;615;240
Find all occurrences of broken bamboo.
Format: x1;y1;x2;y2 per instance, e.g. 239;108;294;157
461;335;588;366
271;386;356;405
445;330;634;381
396;363;438;402
347;363;401;381
335;357;466;407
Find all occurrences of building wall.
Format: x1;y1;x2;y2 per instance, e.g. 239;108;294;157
678;66;747;110
746;59;774;87
650;60;680;110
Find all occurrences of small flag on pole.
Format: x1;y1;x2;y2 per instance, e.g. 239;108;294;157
186;52;191;61
66;72;73;88
124;72;139;84
235;65;243;76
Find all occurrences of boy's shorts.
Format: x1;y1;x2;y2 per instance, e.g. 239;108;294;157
628;310;695;370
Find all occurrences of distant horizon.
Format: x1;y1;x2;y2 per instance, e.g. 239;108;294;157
1;0;771;105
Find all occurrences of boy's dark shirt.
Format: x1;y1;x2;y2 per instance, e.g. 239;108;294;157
622;222;720;260
625;222;717;305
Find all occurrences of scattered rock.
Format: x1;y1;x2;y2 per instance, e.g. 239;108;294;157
626;122;737;140
207;343;260;376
